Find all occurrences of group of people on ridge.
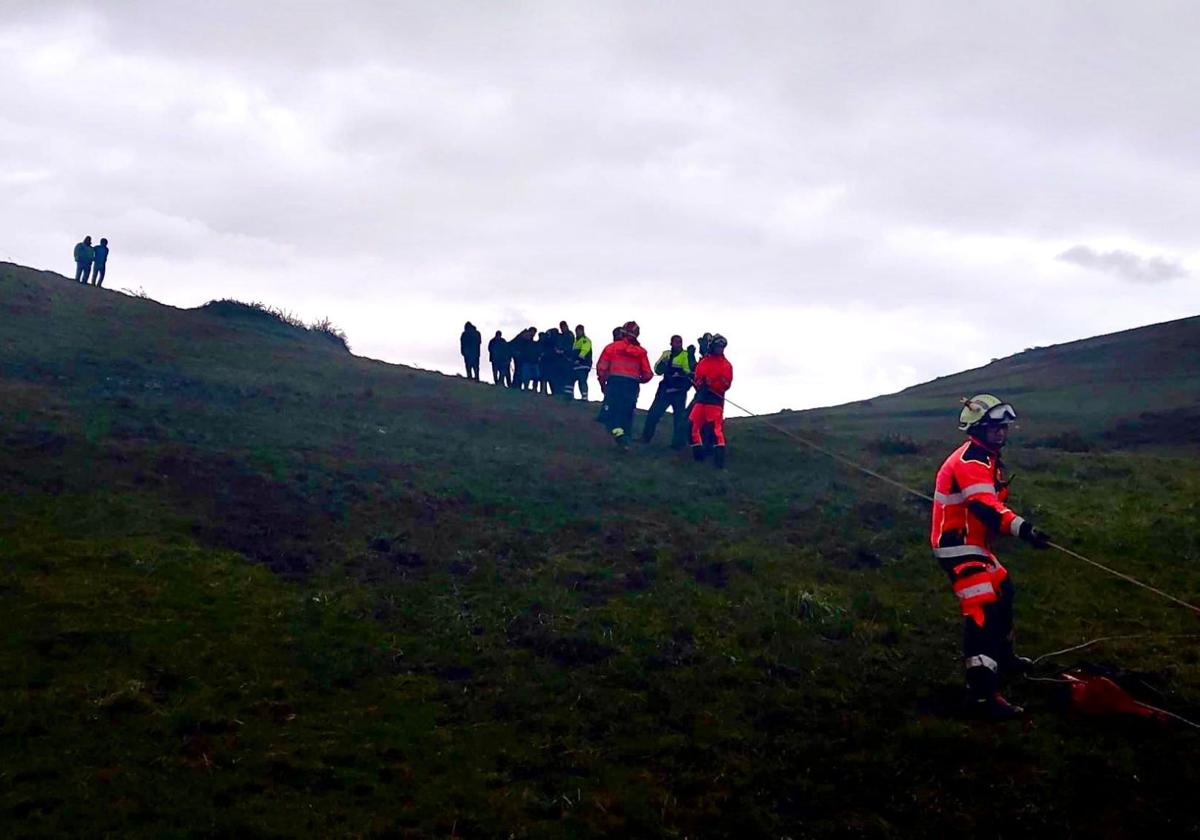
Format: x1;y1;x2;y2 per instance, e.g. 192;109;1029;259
73;236;111;286
460;320;733;468
460;321;594;397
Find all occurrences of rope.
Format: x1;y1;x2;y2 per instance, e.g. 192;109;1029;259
723;397;1200;617
1032;634;1200;665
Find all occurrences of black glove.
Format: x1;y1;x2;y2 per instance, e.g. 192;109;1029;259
1019;521;1051;549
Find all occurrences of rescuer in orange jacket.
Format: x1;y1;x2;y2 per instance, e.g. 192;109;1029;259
689;334;733;469
931;393;1051;720
595;321;653;448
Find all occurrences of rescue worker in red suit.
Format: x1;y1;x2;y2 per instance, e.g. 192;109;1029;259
689;334;733;469
931;394;1051;719
595;321;653;449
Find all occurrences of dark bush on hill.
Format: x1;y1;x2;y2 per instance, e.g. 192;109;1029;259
200;299;349;351
1030;430;1094;452
1104;406;1200;447
869;433;922;455
309;316;350;351
201;298;308;329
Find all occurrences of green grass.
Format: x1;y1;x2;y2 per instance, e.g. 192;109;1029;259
2;262;1199;837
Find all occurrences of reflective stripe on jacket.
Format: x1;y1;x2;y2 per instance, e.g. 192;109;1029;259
596;338;652;387
930;439;1025;563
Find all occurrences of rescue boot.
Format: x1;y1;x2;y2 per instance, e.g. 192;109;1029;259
970;691;1024;721
1001;654;1033;678
692;445;706;462
713;446;726;469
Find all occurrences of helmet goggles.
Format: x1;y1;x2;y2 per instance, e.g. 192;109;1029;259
958;394;1017;431
983;402;1017;424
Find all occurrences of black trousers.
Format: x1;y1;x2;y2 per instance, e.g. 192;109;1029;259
604;378;640;440
573;368;590;400
642;388;688;447
492;363;511;387
962;577;1016;697
464;356;480;380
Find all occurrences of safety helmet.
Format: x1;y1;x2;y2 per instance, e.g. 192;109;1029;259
958;394;1017;432
709;334;728;352
621;321;640;338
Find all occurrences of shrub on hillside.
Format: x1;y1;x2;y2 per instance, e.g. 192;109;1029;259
309;317;350;351
869;434;922;455
200;299;350;351
1031;430;1094;452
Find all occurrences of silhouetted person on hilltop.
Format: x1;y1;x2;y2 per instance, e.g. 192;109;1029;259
73;236;93;284
460;322;482;381
546;321;573;399
538;329;557;394
488;330;511;387
91;238;110;286
512;328;538;390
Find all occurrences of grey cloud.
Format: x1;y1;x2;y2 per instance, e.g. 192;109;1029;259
1056;245;1188;284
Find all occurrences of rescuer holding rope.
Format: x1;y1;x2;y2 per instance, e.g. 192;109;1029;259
931;394;1052;720
689;334;733;468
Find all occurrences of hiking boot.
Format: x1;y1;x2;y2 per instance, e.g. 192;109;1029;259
971;692;1024;721
1001;654;1033;677
713;447;726;469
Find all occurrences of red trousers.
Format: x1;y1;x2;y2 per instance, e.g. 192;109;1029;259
689;403;725;446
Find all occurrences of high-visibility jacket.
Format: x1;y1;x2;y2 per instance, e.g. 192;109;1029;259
931;437;1026;624
654;348;693;393
693;353;733;406
572;335;593;370
930;438;1025;562
596;338;652;387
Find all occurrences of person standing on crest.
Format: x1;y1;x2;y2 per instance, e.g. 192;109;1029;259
460;322;482;381
689;334;732;468
73;236;94;284
595;321;653;449
642;334;693;449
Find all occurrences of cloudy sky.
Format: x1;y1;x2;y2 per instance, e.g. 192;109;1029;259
3;1;1198;413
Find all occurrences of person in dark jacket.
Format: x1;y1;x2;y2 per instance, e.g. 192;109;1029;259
460;322;482;381
516;328;539;390
73;236;94;284
488;331;511;387
91;238;110;286
642;335;693;449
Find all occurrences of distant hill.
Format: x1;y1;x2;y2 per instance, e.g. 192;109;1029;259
772;315;1200;449
2;261;1198;837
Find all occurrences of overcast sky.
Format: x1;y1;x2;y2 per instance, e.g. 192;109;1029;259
3;1;1198;413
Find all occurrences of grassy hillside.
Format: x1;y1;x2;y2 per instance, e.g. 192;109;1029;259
2;262;1198;838
777;314;1200;447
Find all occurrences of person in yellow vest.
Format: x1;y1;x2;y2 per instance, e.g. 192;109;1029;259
571;324;593;400
641;335;693;449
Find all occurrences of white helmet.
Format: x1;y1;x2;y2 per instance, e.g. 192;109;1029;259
958;394;1017;432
